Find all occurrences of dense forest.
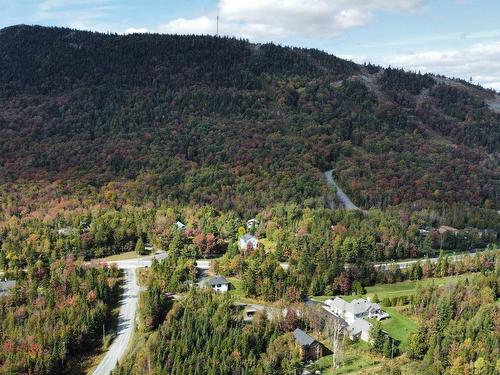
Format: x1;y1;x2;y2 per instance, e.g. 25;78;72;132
0;25;498;215
0;257;120;374
406;273;499;375
113;290;301;375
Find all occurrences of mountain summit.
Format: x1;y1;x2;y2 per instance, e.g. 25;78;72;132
0;25;498;212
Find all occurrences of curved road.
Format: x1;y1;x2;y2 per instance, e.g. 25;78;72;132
324;170;359;210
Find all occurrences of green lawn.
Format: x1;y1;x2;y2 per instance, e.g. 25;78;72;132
97;251;147;262
313;341;381;374
378;307;417;350
311;272;480;303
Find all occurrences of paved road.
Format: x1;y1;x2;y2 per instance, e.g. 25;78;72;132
92;251;168;375
92;268;138;375
324;170;359;210
93;252;211;375
373;251;482;270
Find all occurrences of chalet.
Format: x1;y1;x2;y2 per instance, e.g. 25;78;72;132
246;218;258;229
0;279;16;297
207;276;229;293
323;297;389;343
324;297;388;324
346;319;372;342
239;234;258;251
292;328;324;361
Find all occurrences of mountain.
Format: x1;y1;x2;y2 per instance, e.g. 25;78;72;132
0;25;498;213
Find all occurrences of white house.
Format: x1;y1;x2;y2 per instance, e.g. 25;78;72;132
175;221;186;229
207;276;229;293
239;234;258;251
324;297;388;324
246;218;258;229
346;318;372;342
322;296;389;343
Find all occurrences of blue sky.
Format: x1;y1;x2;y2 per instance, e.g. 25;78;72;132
1;0;499;90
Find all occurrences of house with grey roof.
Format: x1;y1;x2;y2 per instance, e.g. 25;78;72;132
323;296;389;343
324;296;387;324
346;318;372;342
0;279;16;297
207;275;229;293
292;328;324;361
239;234;258;251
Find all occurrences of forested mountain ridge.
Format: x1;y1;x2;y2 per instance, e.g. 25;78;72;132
0;25;498;214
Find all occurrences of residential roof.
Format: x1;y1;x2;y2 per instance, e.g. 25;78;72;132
347;319;371;335
328;296;380;315
293;328;317;347
240;234;257;242
207;276;228;286
0;280;16;296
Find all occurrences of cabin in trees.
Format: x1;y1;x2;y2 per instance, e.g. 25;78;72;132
246;218;258;229
239;234;258;251
207;276;229;293
292;328;324;361
175;221;186;229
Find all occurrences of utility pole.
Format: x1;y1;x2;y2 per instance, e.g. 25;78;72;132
391;337;394;359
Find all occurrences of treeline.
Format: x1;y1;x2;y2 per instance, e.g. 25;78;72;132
406;273;499;374
1;202;497;284
0;257;120;374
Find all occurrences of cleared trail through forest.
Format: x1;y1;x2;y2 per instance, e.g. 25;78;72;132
324;170;359;210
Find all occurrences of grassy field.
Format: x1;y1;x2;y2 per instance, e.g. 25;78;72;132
313;341;381;374
378;306;417;350
312;272;480;303
97;251;147;262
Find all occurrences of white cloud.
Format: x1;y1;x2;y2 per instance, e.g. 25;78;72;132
124;27;148;34
158;16;216;35
157;0;423;41
386;42;500;90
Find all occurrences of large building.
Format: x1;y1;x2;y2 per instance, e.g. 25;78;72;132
322;296;389;343
324;297;388;324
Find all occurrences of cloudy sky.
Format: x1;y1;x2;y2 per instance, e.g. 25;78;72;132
2;0;499;90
